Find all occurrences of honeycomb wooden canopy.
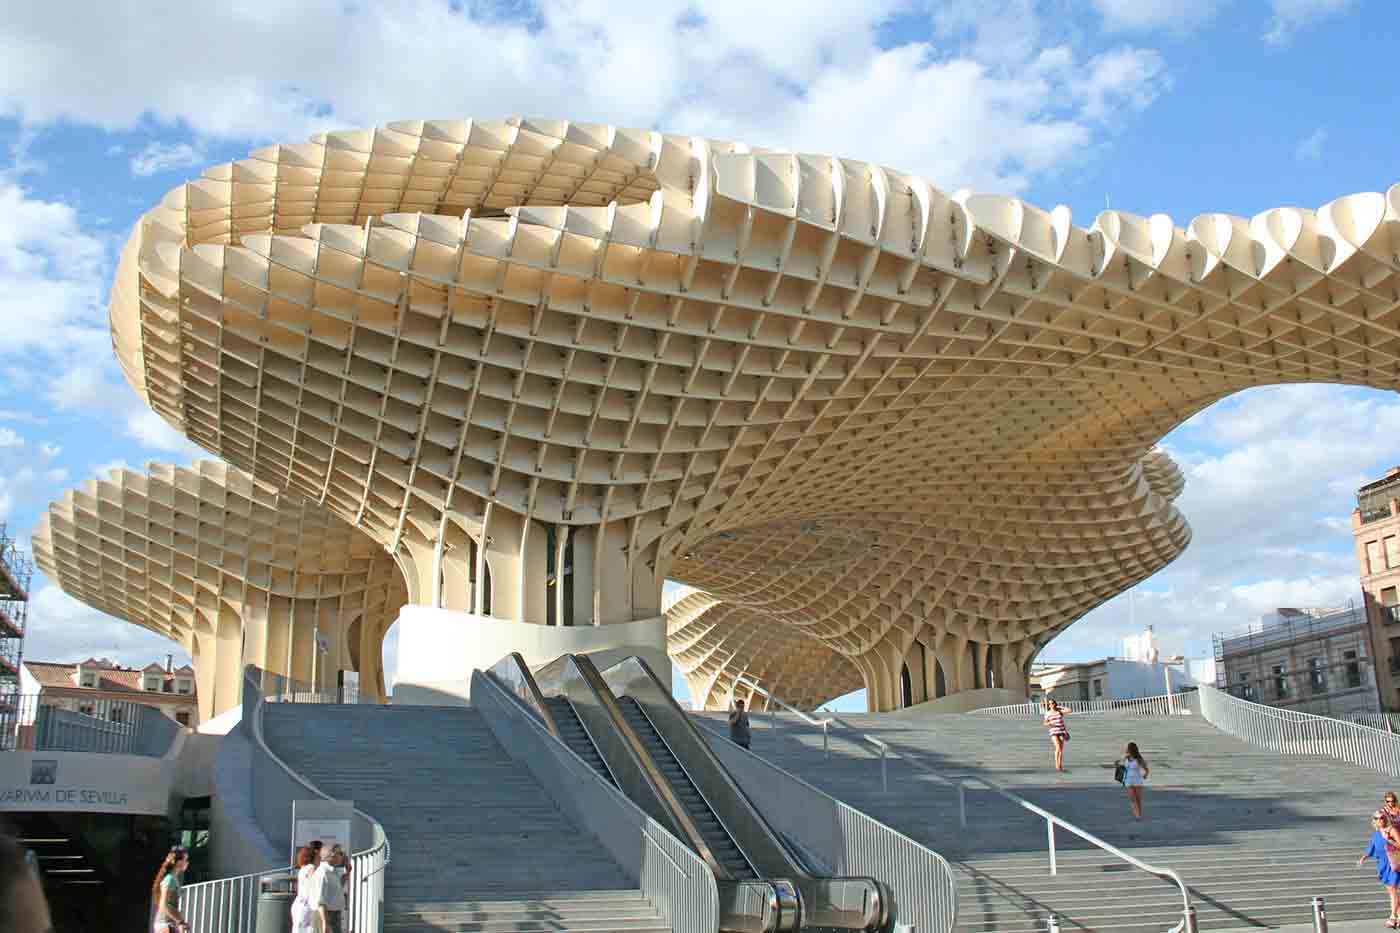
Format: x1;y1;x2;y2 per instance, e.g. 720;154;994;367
33;460;406;715
93;116;1400;710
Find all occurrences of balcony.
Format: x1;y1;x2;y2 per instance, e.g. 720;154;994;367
1383;605;1400;626
1362;507;1394;525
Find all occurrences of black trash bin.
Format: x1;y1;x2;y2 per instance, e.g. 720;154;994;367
257;876;296;933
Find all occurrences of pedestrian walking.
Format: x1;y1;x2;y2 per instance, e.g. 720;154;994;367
151;846;191;933
1360;810;1400;926
728;699;752;750
3;829;54;933
1042;698;1071;771
292;844;323;933
315;844;350;933
1118;742;1150;820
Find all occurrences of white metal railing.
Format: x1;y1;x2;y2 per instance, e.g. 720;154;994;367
178;667;390;933
1198;683;1400;776
730;676;839;763
747;684;1196;931
182;833;388;933
971;691;1197;718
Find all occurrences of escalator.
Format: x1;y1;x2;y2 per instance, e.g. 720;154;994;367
543;695;616;787
486;652;887;933
615;694;755;880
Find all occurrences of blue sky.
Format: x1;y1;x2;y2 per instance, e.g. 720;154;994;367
0;0;1396;712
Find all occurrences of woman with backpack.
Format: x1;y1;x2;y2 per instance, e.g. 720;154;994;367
1042;698;1071;771
1118;742;1150;820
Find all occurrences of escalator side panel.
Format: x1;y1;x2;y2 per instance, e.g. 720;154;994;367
486;652;564;740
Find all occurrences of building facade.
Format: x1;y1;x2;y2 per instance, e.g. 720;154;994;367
1214;606;1379;717
1029;657;1191;704
19;657;200;728
1355;468;1400;711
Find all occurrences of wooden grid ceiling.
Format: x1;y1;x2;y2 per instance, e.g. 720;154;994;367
32;460;406;713
102;116;1400;710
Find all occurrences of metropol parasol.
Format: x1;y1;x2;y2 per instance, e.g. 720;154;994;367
32;117;1400;714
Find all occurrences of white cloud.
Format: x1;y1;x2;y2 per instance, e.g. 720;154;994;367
0;2;1166;194
0;427;22;448
1092;0;1224;34
1295;127;1327;161
125;408;204;459
1046;385;1400;661
129;140;204;177
1265;0;1353;44
23;582;191;668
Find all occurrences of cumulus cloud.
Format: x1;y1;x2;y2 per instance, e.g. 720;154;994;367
0;427;22;448
1265;0;1353;44
0;1;1168;194
1045;385;1400;661
129;140;204;177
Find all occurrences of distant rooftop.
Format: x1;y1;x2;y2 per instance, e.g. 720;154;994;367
1217;604;1366;656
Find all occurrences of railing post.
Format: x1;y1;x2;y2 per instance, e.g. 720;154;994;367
1311;896;1327;933
1046;915;1060;933
880;746;888;793
958;782;967;829
1182;905;1199;933
1046;817;1057;875
822;721;829;760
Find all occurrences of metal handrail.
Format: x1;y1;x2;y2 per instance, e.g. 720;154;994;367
971;691;1193;718
731;676;839;762
1197;683;1400;776
746;684;1195;931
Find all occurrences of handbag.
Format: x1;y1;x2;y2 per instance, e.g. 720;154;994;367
1113;760;1126;784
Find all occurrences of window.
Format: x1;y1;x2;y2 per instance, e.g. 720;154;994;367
1273;665;1288;699
1093;679;1104;698
175;712;191;727
79;671;96;688
1308;658;1326;693
78;703;95;716
176;679;192;696
1370;540;1384;575
1237;671;1255;701
109;706;125;723
1387;536;1400;569
1384;587;1398;607
1346;650;1363;688
143;676;161;692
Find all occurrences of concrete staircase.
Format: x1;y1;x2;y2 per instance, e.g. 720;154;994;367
695;709;1394;932
263;704;666;933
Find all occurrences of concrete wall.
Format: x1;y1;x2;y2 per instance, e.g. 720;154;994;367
891;687;1029;715
393;605;669;705
0;733;189;815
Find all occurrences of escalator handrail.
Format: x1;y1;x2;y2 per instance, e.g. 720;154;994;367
486;652;564;741
619;695;760;880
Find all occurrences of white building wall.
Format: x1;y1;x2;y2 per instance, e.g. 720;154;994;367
1104;660;1191;698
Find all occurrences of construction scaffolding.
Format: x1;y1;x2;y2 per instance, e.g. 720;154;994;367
0;520;32;702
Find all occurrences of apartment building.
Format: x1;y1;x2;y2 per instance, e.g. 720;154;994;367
19;656;200;727
1356;467;1400;711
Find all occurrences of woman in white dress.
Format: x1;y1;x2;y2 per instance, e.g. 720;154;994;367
291;845;323;933
1121;742;1150;820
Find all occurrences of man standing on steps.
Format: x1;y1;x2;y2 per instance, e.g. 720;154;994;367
729;699;752;750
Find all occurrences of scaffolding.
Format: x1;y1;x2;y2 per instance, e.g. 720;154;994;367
0;521;31;703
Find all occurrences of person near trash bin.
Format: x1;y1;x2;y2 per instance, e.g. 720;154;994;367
151;845;191;933
315;844;350;933
1359;810;1400;927
728;699;751;750
292;843;324;933
2;828;54;933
